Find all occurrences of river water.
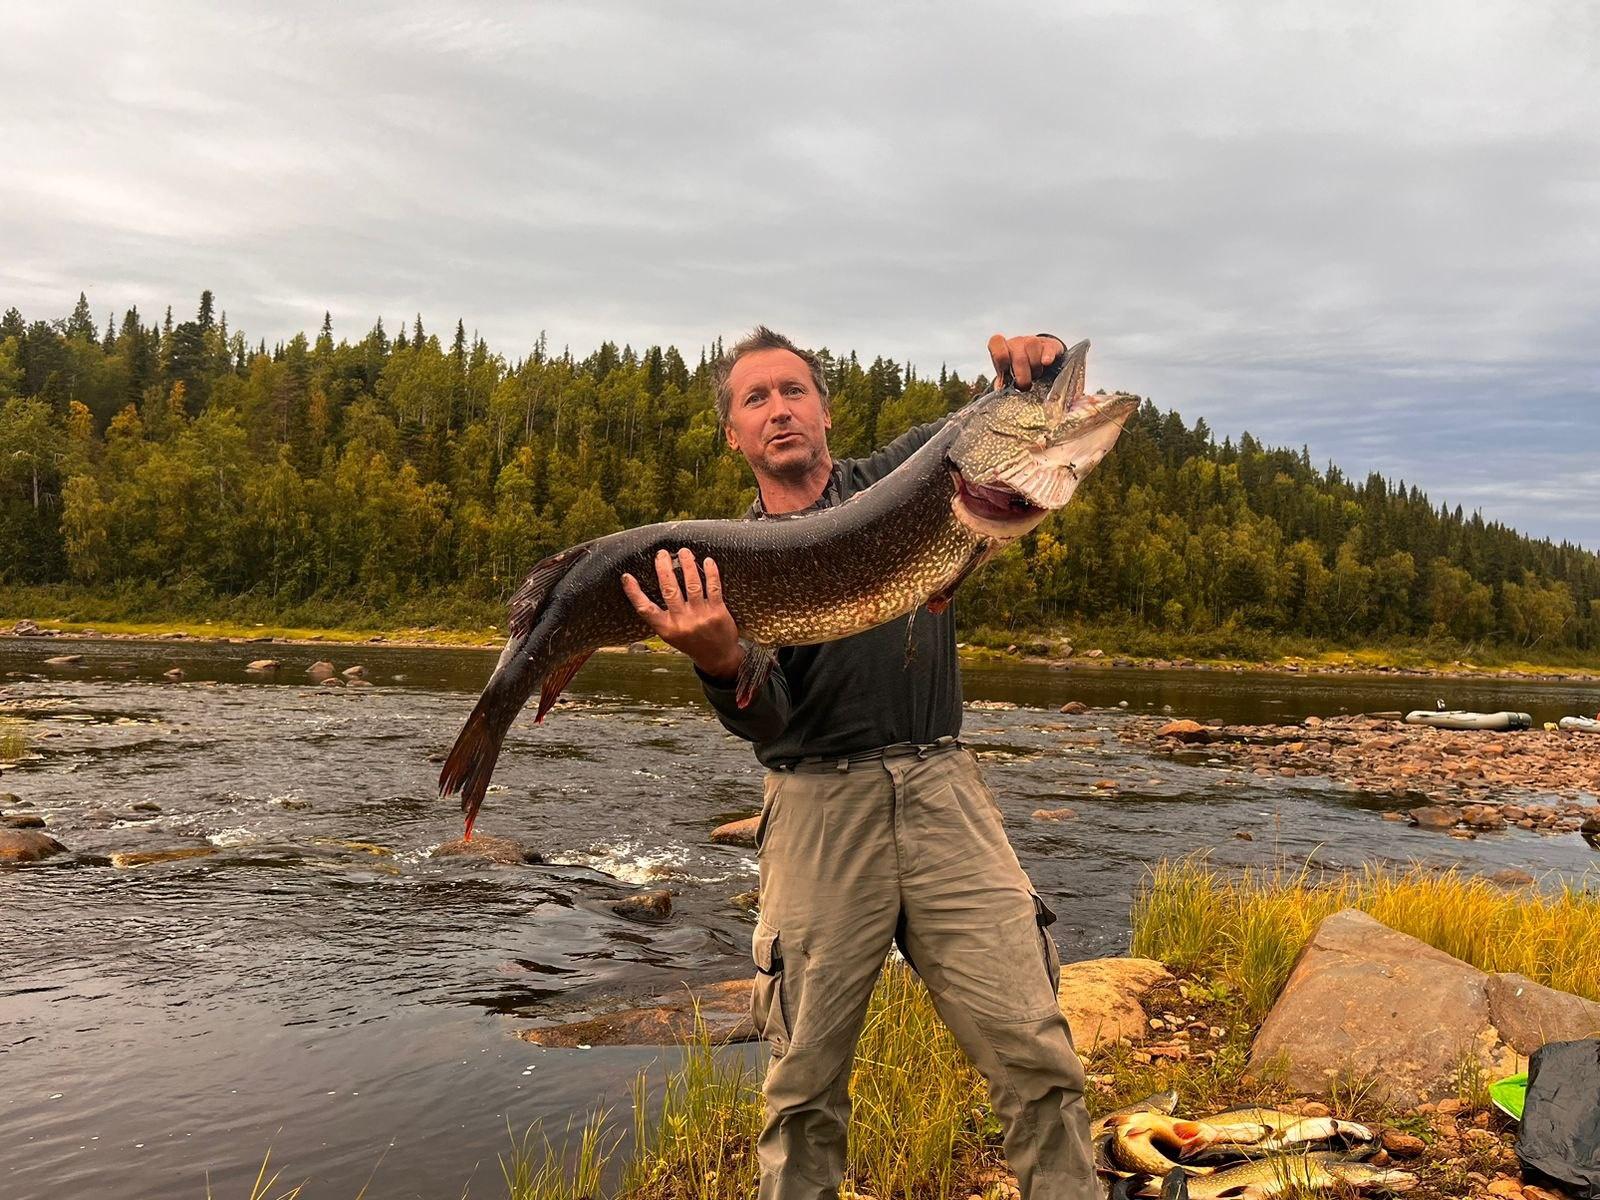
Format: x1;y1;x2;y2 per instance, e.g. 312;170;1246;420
2;638;1597;1200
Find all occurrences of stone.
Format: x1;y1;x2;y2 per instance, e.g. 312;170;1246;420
0;793;19;805
1485;1180;1523;1198
246;659;280;671
1408;805;1463;829
1084;649;1104;658
1156;719;1209;743
83;807;119;826
518;978;756;1047
1485;972;1600;1056
131;800;161;812
710;816;759;847
431;834;542;865
1249;909;1518;1106
1381;1131;1426;1159
109;847;218;868
1094;779;1117;790
1058;701;1089;714
11;619;41;635
627;642;653;653
1032;807;1078;821
729;888;759;913
341;665;367;679
163;668;185;681
1056;957;1173;1051
3;813;45;828
44;655;83;665
1488;868;1534;886
306;660;336;682
0;829;66;863
610;889;674;922
1233;830;1254;841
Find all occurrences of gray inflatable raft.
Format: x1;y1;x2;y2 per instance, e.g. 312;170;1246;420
1404;709;1533;731
1558;716;1600;734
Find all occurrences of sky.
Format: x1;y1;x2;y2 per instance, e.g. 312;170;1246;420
3;1;1596;546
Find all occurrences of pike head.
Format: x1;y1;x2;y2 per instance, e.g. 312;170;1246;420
947;339;1135;540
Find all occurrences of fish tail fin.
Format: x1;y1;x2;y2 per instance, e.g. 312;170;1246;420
438;698;509;840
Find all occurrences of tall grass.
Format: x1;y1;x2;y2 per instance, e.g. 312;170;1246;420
0;717;25;763
1132;856;1600;1020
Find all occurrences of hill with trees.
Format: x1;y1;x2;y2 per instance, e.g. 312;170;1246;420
2;292;1596;658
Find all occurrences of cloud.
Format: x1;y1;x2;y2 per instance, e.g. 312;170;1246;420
2;0;1595;544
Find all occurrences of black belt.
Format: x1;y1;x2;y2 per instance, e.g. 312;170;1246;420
776;735;962;774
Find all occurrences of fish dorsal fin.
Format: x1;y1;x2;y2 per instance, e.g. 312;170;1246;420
509;544;592;638
535;650;594;722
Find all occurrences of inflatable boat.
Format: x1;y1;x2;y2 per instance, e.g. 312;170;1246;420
1404;709;1533;731
1558;715;1600;734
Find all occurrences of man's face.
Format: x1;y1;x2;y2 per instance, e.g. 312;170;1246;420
723;348;832;482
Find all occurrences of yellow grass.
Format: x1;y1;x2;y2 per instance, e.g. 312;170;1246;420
1131;856;1600;1021
0;716;25;762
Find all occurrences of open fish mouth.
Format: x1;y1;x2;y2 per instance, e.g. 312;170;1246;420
952;473;1048;527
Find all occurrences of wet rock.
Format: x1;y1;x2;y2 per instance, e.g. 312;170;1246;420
83;807;120;826
1155;719;1209;743
1233;830;1254;841
341;665;367;679
0;793;19;805
109;847;218;868
11;619;41;636
3;813;46;828
431;834;542;865
518;978;756;1047
347;679;372;689
729;888;760;913
627;642;653;654
1084;649;1104;659
269;797;312;811
246;659;280;671
709;816;759;847
1032;807;1077;821
44;655;83;665
1462;804;1506;830
1093;779;1117;790
1058;701;1089;714
305;660;336;682
609;889;674;922
0;829;66;863
163;668;185;681
1249;910;1519;1105
131;800;161;812
1408;804;1463;830
1488;868;1534;886
1057;957;1172;1051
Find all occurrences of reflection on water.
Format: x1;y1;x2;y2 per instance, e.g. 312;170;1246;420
1;637;1596;1200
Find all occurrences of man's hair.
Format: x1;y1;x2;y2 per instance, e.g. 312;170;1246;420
713;325;830;427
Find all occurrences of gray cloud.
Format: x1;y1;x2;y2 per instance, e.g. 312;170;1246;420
3;0;1596;544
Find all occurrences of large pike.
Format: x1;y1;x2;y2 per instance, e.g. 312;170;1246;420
440;340;1135;834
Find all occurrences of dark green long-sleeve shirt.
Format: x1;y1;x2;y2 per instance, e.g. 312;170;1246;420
695;419;962;767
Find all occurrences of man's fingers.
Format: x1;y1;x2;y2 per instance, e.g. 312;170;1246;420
621;573;662;617
677;548;702;599
703;556;722;601
1040;336;1061;367
987;333;1010;383
654;549;682;608
1010;336;1036;389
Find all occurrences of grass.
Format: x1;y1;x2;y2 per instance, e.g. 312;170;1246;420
0;717;25;763
1131;856;1600;1022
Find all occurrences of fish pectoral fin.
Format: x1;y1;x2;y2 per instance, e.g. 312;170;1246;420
535;650;594;722
509;543;593;639
734;640;778;709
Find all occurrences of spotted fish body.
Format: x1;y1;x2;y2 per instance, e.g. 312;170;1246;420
440;340;1135;834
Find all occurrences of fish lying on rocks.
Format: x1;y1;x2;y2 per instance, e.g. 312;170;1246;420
1091;1089;1181;1138
1106;1112;1225;1176
1144;1153;1417;1198
440;341;1135;834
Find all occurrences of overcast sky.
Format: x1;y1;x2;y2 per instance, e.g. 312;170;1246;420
4;1;1596;545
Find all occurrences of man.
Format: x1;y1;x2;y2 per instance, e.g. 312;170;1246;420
620;329;1096;1200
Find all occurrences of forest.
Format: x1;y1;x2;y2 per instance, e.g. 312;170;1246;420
2;291;1596;656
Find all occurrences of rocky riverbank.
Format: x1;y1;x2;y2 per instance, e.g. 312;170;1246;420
1125;713;1600;844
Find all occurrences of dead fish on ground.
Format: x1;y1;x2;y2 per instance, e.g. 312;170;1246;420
1192;1111;1376;1155
1145;1153;1417;1198
1107;1112;1229;1176
1092;1089;1181;1138
441;341;1134;835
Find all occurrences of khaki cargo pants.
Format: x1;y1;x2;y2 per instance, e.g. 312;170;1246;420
750;745;1096;1200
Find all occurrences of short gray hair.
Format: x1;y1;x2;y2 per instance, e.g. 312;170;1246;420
713;325;830;426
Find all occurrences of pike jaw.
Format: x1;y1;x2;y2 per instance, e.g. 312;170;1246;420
947;340;1136;540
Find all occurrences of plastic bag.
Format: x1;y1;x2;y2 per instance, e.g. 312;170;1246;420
1518;1038;1600;1200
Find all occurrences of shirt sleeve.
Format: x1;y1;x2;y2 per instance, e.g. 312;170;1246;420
694;660;794;743
843;417;951;490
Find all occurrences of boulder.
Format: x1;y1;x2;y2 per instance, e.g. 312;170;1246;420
83;807;120;826
710;816;759;847
1058;701;1090;715
1056;957;1172;1051
0;829;66;863
1032;807;1077;822
3;813;45;828
44;655;84;666
431;834;542;865
1249;910;1520;1105
1484;972;1600;1055
341;665;367;679
11;619;41;636
305;660;336;682
109;847;218;868
1156;719;1208;743
518;978;756;1047
163;668;185;681
246;659;280;671
610;889;674;922
1084;649;1104;659
1408;805;1462;830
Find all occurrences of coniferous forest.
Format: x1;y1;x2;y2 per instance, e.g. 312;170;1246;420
1;291;1597;657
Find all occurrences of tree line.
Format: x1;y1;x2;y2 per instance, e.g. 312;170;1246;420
2;291;1596;653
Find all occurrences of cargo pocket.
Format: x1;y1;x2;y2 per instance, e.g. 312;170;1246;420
1032;892;1062;994
750;919;791;1054
754;772;785;856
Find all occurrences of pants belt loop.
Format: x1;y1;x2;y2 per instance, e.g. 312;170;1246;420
836;758;850;773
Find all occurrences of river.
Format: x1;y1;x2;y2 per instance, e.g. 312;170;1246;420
2;637;1596;1200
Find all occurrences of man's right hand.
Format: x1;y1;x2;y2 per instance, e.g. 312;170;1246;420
621;549;745;681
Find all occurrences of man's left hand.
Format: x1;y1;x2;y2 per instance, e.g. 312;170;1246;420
987;333;1066;390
